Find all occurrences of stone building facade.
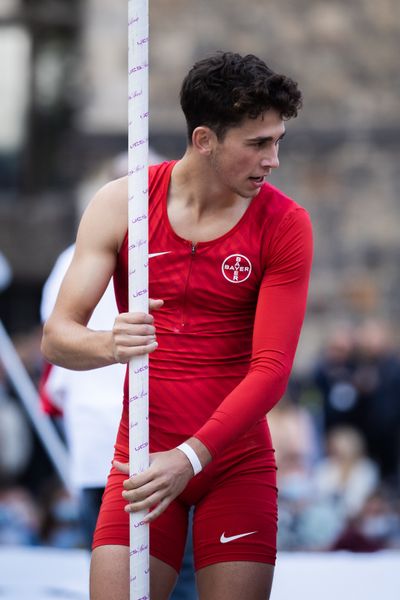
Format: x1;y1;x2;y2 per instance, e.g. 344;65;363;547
0;0;399;362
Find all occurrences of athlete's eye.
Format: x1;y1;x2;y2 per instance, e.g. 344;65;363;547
276;134;286;146
251;141;267;148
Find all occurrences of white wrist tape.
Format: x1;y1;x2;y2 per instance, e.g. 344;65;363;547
177;442;202;476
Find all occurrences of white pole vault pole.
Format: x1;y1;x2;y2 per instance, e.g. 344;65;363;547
128;1;150;599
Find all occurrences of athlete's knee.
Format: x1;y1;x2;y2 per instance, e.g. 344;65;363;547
90;545;130;600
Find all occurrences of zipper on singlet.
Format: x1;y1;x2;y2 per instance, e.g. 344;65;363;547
180;242;196;329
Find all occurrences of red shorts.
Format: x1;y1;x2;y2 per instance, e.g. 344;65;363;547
93;405;277;573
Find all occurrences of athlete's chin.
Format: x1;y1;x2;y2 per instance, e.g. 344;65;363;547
240;186;262;200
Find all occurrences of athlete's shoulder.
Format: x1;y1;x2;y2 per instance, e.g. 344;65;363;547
257;180;306;219
90;175;128;211
254;181;312;243
105;174;128;196
255;182;312;267
92;175;128;224
77;176;128;252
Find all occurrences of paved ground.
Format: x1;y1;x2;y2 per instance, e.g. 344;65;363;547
0;547;399;599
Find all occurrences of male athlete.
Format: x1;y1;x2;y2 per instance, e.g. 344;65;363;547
42;51;313;600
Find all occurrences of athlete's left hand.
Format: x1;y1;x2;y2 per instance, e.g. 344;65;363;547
113;449;194;522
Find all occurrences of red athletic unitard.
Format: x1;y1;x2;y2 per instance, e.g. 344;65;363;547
93;160;313;571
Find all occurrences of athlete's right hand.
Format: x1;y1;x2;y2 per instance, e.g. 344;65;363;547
111;298;164;363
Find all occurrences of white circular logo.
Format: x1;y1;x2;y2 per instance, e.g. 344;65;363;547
222;254;252;283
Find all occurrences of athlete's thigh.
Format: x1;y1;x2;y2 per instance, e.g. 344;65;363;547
192;457;277;571
197;561;274;600
90;546;178;600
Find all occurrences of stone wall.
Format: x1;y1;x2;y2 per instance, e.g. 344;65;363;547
82;0;399;361
80;0;399;131
1;0;399;356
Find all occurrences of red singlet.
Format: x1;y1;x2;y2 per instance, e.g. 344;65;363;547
93;160;313;571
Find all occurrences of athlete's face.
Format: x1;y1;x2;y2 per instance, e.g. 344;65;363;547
209;110;285;199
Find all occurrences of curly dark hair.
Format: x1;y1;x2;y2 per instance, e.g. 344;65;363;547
180;51;302;142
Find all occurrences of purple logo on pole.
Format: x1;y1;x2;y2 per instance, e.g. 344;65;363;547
129;390;148;403
134;520;145;528
129;89;143;100
130;543;149;556
129;62;149;75
131;214;147;224
129;238;147;251
135;441;149;452
132;288;148;299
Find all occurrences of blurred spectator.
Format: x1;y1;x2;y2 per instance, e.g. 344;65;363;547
276;475;345;552
269;395;319;481
270;397;343;551
11;327;44;386
0;487;41;546
39;479;84;549
352;320;400;484
0;365;39;546
313;319;400;485
313;323;360;432
332;486;400;552
0;366;33;484
313;426;379;518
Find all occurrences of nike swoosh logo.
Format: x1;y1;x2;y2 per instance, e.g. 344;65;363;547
220;531;258;544
149;251;172;259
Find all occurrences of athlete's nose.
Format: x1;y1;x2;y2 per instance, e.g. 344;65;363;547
261;146;279;170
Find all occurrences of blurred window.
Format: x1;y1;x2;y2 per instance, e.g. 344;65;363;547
0;1;81;195
0;1;21;19
0;25;30;190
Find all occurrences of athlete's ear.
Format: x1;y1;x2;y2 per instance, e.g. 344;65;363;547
192;126;215;156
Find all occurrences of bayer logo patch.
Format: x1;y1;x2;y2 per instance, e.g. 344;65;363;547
222;254;252;283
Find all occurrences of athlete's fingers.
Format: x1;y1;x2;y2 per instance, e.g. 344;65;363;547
114;334;156;346
149;298;164;311
124;490;165;513
113;323;156;337
112;461;158;491
113;341;158;363
115;312;154;325
122;479;160;503
143;497;171;523
122;468;155;491
121;455;162;490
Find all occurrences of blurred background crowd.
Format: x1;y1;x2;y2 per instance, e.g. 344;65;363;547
0;0;399;564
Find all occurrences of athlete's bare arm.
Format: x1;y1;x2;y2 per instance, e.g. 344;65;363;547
41;177;161;370
42;172;211;517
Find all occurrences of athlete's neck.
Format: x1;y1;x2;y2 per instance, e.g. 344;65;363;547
166;152;254;244
171;151;248;217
